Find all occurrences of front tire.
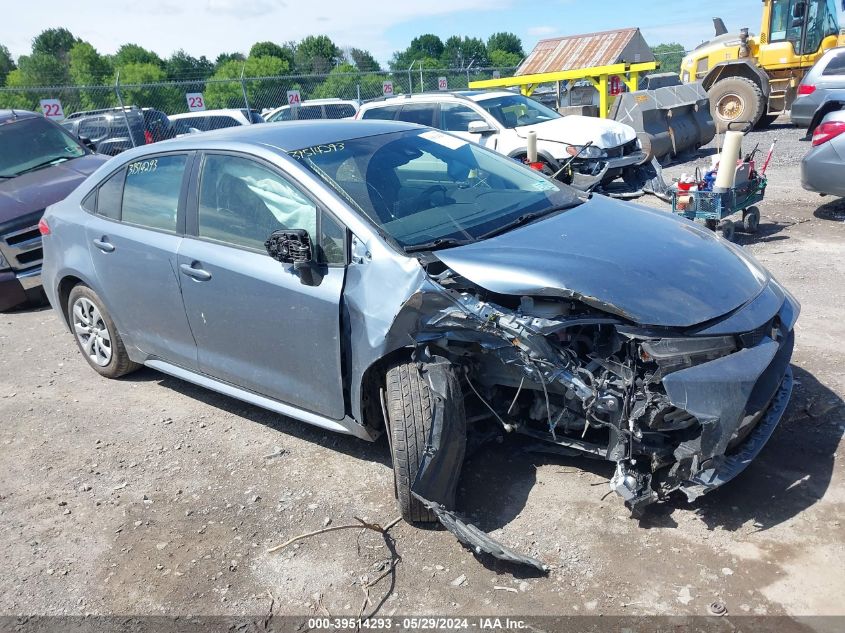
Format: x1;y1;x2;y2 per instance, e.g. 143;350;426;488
384;360;465;523
67;285;140;378
709;76;764;132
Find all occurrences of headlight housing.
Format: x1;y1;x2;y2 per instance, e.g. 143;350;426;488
566;144;604;159
640;336;736;375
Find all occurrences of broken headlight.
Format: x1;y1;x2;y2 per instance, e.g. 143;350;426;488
641;335;736;363
566;144;604;159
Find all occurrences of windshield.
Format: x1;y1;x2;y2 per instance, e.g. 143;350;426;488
474;94;561;129
290;129;582;250
0;117;87;178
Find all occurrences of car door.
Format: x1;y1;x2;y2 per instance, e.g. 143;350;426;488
177;152;347;419
85;152;198;369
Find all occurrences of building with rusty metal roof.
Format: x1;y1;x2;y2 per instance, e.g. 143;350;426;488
517;28;655;76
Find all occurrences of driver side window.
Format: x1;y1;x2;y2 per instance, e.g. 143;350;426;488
198;155;317;251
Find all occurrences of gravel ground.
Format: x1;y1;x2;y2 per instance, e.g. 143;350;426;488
1;118;843;628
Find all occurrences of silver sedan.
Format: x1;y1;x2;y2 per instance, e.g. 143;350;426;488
801;109;845;197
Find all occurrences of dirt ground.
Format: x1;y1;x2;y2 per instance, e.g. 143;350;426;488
1;119;843;628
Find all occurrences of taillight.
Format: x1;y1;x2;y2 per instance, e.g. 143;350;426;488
798;84;816;95
38;217;50;236
812;120;845;146
144;130;153;144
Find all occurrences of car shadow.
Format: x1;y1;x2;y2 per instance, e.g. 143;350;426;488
127;366;391;469
812;196;845;222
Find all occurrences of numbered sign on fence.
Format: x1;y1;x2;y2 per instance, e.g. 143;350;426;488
382;81;394;96
287;90;302;107
438;77;448;91
39;99;64;120
186;93;206;111
608;76;623;96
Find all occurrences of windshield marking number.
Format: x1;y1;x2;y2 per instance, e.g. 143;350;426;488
288;143;345;160
128;159;158;176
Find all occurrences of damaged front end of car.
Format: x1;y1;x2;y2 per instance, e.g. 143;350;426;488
395;260;798;571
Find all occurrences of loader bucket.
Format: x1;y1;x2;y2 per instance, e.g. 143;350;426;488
610;77;716;162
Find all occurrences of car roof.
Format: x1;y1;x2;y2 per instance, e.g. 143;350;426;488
135;119;421;153
0;109;42;125
169;109;248;119
361;90;516;107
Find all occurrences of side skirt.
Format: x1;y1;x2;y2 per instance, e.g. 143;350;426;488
144;359;379;442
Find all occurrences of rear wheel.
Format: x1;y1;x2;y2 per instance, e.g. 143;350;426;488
742;206;761;233
67;285;140;378
709;76;764;132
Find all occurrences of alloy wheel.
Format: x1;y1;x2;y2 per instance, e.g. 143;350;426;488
72;297;112;367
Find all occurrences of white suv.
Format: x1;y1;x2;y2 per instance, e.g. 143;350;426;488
170;109;264;136
357;91;646;191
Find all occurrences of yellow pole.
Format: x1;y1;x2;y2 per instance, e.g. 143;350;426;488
624;71;639;93
598;74;608;118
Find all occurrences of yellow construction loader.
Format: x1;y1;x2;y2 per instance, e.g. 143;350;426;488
680;0;845;130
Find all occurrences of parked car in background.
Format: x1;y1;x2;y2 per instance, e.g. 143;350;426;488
264;99;360;122
41;120;798;569
0;109;109;310
62;106;147;155
170;109;264;136
356;91;647;193
791;47;845;131
801;109;845;197
61;106;175;154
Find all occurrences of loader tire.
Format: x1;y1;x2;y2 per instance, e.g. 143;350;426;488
385;360;459;524
709;76;764;133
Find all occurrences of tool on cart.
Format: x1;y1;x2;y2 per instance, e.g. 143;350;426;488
670;122;772;242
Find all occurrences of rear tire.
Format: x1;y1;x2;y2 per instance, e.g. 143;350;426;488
67;285;140;379
742;206;761;233
384;360;462;523
709;76;764;133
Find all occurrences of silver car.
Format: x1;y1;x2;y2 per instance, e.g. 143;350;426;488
41;120;798;570
791;46;845;130
801;109;845;197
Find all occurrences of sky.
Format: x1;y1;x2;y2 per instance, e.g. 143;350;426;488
0;0;819;65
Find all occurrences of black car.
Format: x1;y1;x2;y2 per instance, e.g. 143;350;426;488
61;107;174;155
0;109;109;310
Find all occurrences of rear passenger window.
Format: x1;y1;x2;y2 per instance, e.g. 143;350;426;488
361;106;401;120
96;169;126;220
122;155;187;232
823;52;845;76
325;104;356;119
296;106;324;120
397;104;437;127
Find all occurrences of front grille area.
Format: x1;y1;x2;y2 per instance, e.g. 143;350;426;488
605;139;640;159
0;223;43;271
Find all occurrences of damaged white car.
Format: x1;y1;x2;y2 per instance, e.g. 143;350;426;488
42;120;798;571
357;91;650;194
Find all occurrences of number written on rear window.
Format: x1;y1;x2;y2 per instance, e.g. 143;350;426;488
128;159;158;176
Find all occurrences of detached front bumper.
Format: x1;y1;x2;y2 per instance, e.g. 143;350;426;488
681;365;792;501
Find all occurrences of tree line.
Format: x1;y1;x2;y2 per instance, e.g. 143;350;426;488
0;28;526;89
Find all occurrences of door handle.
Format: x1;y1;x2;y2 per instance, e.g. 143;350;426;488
92;238;115;253
179;262;212;281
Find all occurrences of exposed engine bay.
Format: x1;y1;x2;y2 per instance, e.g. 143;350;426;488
404;264;796;571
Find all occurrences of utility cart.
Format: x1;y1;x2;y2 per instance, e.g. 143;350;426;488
671;174;766;241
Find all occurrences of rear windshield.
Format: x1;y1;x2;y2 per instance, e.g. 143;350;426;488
0;117;86;179
289;129;582;251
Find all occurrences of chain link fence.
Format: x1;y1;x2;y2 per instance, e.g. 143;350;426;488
0;66;519;119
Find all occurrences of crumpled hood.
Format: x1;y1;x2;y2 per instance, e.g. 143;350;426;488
514;115;637;149
435;197;769;328
0;154;109;225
